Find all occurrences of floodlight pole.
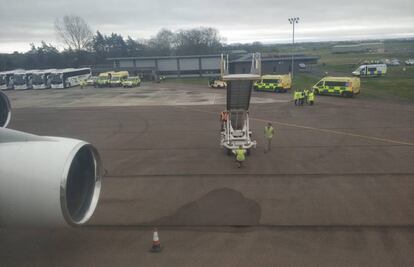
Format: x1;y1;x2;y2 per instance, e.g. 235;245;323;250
288;17;299;80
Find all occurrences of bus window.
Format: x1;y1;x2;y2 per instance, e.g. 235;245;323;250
0;75;5;85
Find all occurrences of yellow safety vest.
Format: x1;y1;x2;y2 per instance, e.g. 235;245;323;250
309;92;315;101
264;126;274;139
294;92;299;100
235;149;246;161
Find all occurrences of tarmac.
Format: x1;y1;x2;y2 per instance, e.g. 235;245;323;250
1;82;414;266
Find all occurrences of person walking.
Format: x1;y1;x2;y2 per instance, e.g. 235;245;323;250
264;122;274;153
80;79;86;89
220;110;229;131
234;146;246;168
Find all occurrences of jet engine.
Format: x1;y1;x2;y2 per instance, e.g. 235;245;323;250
0;91;103;227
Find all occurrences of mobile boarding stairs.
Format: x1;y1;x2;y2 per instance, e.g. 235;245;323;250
220;53;261;154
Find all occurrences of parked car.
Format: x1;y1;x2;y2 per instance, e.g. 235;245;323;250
86;76;98;86
122;77;141;88
388;59;401;66
405;59;414;66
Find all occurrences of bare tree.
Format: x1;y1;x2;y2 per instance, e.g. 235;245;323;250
55;15;93;50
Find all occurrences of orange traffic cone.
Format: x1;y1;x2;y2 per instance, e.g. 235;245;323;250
150;228;162;252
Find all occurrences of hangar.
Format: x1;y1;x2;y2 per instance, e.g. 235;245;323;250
106;55;221;79
104;53;319;79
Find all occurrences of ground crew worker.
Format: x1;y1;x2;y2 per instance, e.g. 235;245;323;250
303;88;309;104
308;90;315;106
294;90;300;106
80;79;86;89
264;122;274;153
234;145;246;168
299;90;305;106
220;110;229;131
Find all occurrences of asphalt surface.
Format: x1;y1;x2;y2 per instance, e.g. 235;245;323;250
1;82;414;266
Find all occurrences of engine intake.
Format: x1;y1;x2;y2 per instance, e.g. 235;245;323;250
0;128;103;227
0;91;11;128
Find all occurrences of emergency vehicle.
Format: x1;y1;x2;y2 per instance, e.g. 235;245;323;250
313;76;360;97
253;74;291;93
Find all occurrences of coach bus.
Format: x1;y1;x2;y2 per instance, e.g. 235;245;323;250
13;70;36;90
32;69;56;89
50;68;91;89
0;71;13;90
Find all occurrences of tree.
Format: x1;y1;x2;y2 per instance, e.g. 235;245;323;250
126;36;145;56
174;27;222;55
105;33;128;57
148;29;176;56
54;15;93;51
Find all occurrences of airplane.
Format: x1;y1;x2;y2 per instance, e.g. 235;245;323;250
0;91;103;227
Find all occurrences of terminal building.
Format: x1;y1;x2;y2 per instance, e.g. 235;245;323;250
104;53;319;80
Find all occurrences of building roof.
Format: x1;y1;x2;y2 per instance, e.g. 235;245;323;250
107;54;222;61
107;53;320;64
231;54;320;63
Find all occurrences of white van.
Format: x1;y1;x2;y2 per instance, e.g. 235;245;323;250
352;64;387;77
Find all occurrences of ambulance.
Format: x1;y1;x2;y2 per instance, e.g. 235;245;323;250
313;76;360;97
253;74;291;93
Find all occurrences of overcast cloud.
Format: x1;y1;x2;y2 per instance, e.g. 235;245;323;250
0;0;413;52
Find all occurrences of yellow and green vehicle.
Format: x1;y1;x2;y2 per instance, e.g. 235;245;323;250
313;76;360;97
253;74;292;93
109;71;129;87
122;76;141;88
96;71;115;87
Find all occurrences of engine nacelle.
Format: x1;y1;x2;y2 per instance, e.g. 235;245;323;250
0;91;11;128
0;92;103;227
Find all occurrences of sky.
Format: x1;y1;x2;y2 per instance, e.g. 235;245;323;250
0;0;413;53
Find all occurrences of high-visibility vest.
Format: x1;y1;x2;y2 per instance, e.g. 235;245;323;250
294;92;299;100
309;92;315;101
264;126;274;139
235;149;246;161
304;89;309;96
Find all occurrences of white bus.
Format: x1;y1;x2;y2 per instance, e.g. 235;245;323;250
50;68;91;89
13;70;36;90
32;69;56;90
0;70;24;90
0;71;13;90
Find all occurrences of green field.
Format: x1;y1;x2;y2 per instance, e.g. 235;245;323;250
167;40;414;101
304;40;414;101
292;66;414;101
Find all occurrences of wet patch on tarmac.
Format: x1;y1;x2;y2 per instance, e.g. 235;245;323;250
152;188;261;226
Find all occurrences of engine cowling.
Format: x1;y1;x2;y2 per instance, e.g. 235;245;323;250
0;91;11;128
0;92;103;227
